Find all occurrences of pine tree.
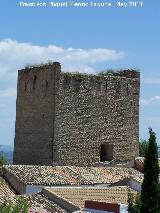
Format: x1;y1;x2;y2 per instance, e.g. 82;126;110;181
128;188;134;213
158;183;160;212
134;193;141;213
140;128;159;212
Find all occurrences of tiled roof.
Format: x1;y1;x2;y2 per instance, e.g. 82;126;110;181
4;165;141;186
28;192;67;212
0;195;16;205
0;177;15;197
45;186;137;208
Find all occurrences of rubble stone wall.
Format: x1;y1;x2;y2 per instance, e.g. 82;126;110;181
13;62;140;166
43;188;79;212
54;70;140;166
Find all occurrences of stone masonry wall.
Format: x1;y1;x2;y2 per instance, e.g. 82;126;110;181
13;63;60;165
54;70;140;166
13;62;140;166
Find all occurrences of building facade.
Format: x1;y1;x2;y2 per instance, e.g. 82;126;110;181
13;62;140;166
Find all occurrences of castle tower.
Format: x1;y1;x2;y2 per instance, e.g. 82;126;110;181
13;62;140;166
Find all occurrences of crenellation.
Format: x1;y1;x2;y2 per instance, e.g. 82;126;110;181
61;72;139;96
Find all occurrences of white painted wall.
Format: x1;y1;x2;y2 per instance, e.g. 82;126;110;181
129;179;141;192
120;204;128;213
26;185;44;195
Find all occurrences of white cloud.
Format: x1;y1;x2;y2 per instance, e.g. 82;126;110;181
140;96;160;106
0;38;124;145
0;38;125;98
0;38;124;75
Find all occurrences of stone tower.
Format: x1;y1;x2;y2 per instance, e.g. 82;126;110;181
13;62;140;166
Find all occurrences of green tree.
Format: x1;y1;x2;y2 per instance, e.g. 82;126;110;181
0;152;7;167
0;196;29;213
13;196;29;213
139;139;148;157
158;183;160;212
140;128;160;213
127;188;135;213
134;193;141;213
0;199;13;213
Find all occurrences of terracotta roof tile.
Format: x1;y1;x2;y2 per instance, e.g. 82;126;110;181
46;186;137;208
0;177;15;197
4;165;141;186
28;192;67;212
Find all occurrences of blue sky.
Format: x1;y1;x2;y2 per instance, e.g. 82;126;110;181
0;0;160;146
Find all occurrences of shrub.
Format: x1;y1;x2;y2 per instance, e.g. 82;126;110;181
0;196;30;213
0;152;7;167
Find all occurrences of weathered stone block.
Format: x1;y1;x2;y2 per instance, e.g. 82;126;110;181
13;63;140;166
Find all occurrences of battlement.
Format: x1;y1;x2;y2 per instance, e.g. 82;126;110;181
17;63;139;97
19;62;139;78
60;69;140;99
14;61;140;166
